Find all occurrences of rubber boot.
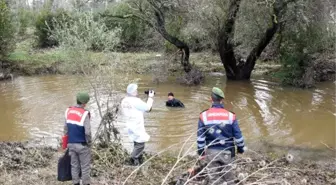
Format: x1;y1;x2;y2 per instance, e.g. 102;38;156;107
123;157;132;165
139;155;144;164
133;159;140;166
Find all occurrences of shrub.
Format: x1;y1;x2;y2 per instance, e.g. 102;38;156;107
275;1;335;87
101;3;156;51
177;68;205;85
0;0;14;59
35;9;69;48
276;49;310;87
17;9;35;36
276;20;334;87
51;11;121;52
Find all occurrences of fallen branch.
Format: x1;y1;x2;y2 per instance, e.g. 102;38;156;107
320;141;335;151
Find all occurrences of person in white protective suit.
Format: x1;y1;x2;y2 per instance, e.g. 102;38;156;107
120;83;155;165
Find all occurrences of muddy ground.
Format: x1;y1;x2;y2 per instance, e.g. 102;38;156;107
0;142;335;185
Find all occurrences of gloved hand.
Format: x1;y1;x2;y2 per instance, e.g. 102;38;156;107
148;90;155;98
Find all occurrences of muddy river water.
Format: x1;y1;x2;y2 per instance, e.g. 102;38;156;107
0;75;335;154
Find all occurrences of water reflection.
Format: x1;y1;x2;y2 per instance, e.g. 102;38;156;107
311;89;324;107
224;81;271;142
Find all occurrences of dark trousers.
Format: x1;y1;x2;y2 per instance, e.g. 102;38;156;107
205;149;234;185
131;142;145;164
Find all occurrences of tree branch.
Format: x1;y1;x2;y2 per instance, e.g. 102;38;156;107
244;0;290;78
124;0;192;72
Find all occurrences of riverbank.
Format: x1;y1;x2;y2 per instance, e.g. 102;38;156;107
3;51;281;77
0;142;335;185
0;38;282;79
1;37;334;87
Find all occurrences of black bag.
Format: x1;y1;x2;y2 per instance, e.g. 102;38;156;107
57;149;72;181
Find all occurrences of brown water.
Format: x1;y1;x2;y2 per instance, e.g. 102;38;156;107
0;75;335;154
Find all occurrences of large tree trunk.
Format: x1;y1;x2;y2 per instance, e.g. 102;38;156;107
218;0;286;80
153;10;192;73
217;0;242;80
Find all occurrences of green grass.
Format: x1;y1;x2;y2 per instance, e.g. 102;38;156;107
8;49;67;64
7;37;159;74
7;37;66;67
6;37;281;76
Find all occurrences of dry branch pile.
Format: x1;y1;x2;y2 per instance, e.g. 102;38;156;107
173;154;336;185
0;142;55;171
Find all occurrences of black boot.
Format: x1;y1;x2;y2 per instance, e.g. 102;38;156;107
124;157;133;165
133;159;140;166
139;155;144;164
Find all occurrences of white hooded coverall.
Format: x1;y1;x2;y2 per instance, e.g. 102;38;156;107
120;96;153;143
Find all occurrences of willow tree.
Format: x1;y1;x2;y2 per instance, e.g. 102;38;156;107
189;0;295;80
125;0;192;73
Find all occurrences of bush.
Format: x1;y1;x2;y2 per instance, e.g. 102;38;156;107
0;0;14;59
276;50;310;87
101;3;157;51
51;11;121;52
177;68;205;85
35;10;69;48
276;20;334;87
275;1;335;87
17;9;35;36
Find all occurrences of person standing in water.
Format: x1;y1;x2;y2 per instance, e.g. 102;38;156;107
120;84;155;165
166;92;185;108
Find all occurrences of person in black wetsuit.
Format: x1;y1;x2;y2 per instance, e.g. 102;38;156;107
166;92;185;108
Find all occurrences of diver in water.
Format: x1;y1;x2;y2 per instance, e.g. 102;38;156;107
166;92;185;108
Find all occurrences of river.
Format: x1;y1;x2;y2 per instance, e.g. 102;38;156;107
0;75;335;155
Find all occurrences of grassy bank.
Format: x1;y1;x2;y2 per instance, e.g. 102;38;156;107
3;38;281;78
3;37;335;88
0;142;335;185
